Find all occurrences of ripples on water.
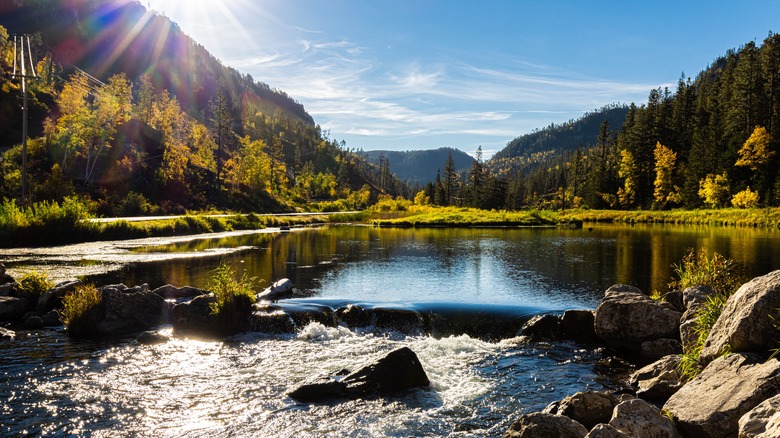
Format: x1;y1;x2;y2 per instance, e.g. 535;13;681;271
1;324;620;437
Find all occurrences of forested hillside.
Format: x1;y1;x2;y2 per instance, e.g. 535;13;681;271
0;0;403;214
360;147;475;185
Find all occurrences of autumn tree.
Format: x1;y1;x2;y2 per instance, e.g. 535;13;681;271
736;126;774;171
616;149;637;208
653;142;681;209
699;173;730;208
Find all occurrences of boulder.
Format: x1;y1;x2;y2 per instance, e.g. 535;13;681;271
543;390;618;430
371;308;426;334
678;316;698;353
0;296;28;321
95;287;171;336
41;310;61;326
257;278;294;301
137;331;169;345
152;284;207;300
700;270;780;363
0;281;17;296
0;263;15;285
609;398;681;437
520;314;561;341
503;412;588;438
560;310;598;342
172;295;220;336
629;355;683;402
289;347;430;402
37;280;81;312
251;308;296;333
662;290;684;312
640;339;682;362
22;315;44;329
586;423;628;437
336;304;371;328
0;326;15;341
285;304;338;328
738;394;780;438
595;285;682;352
682;285;715;311
664;353;780;438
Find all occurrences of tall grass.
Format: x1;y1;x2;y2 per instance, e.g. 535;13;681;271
18;270;54;304
61;284;102;337
207;263;258;335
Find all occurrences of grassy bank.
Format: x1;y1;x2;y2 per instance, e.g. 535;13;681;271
558;208;780;228
0;198;332;248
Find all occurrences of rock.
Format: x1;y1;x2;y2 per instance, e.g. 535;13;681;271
503;412;589;438
286;303;338;328
586;423;628;437
36;280;80;312
0;281;17;296
251;308;296;333
629;355;683;402
543;391;618;430
664;353;780;438
22;315;44;329
678;316;698;353
41;310;61;326
289;347;430;402
336;304;372;328
560;310;598;342
640;339;683;362
0;263;15;285
94;287;171;336
521;314;561;341
256;278;294;301
739;394;780;438
172;295;220;337
609;398;681;437
605;284;644;296
0;296;28;321
700;270;780;363
137;331;169;345
595;285;682;352
152;284;207;300
662;290;684;312
682;285;715;311
0;326;15;341
371;308;426;334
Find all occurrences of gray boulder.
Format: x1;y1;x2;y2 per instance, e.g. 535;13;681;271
738;394;780;438
503;412;588;438
609;398;681;437
257;278;294;301
682;285;715;311
41;310;61;326
37;280;81;312
0;296;28;321
586;423;627;437
664;353;780;438
543;391;618;430
289;347;430;402
95;287;171;336
629;355;683;402
700;270;780;363
595;285;682;352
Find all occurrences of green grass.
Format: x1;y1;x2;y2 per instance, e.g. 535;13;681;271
18;270;54;304
367;205;559;227
61;284;102;337
559;207;780;228
207;263;258;336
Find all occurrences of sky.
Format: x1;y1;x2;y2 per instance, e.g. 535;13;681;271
143;0;780;158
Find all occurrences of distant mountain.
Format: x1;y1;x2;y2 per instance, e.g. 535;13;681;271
488;104;629;177
360;147;475;185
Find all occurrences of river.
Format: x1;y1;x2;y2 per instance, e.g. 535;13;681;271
1;224;779;436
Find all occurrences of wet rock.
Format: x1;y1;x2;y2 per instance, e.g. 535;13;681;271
640;339;682;362
560;310;597;342
701;270;780;363
0;326;15;341
41;310;61;326
595;284;682;353
0;296;28;322
629;355;683;402
543;390;618;430
336;304;371;328
609;398;681;437
503;412;588;438
286;304;338;328
664;353;780;438
256;278;294;301
251;308;296;333
738;394;780;438
94;287;171;337
371;308;425;334
586;423;628;437
37;280;80;312
137;331;169;345
152;284;206;300
289;347;430;402
172;295;219;337
22;315;44;329
521;314;561;341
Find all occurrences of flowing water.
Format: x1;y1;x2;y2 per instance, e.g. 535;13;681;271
2;224;780;436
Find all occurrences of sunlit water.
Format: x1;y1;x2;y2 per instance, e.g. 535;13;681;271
2;224;780;436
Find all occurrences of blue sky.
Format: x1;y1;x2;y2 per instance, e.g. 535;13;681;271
145;0;780;157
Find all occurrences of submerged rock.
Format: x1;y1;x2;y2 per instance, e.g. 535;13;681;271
664;353;780;438
335;304;372;328
288;347;430;402
0;296;28;322
503;412;588;438
371;308;426;334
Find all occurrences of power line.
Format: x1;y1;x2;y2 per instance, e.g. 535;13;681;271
9;34;39;204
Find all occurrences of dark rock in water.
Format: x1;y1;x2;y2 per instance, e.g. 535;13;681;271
257;278;294;301
0;296;28;322
284;303;338;328
503;412;588;438
371;308;425;334
520;314;561;341
172;295;218;336
289;347;430;402
640;338;682;362
93;286;170;337
0;326;15;341
137;331;169;345
543;390;618;430
251;307;296;333
336;304;371;328
22;315;44;329
700;270;780;363
152;284;207;300
37;280;80;312
0;281;17;296
559;310;597;342
41;310;61;327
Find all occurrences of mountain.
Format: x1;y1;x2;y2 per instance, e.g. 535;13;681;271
487;104;629;177
360;147;475;185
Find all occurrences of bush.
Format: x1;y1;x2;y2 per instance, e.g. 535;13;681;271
731;187;760;208
18;270;54;304
207;263;258;335
61;284;102;336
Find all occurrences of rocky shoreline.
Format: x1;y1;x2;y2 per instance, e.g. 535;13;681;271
1;262;779;437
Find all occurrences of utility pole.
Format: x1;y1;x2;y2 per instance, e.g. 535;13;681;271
10;35;38;204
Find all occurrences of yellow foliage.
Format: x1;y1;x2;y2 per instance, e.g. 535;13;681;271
699;173;730;208
736;126;774;171
732;187;759;208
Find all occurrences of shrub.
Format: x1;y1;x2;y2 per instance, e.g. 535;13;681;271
61;284;102;336
18;270;54;304
207;263;258;335
731;187;760;209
